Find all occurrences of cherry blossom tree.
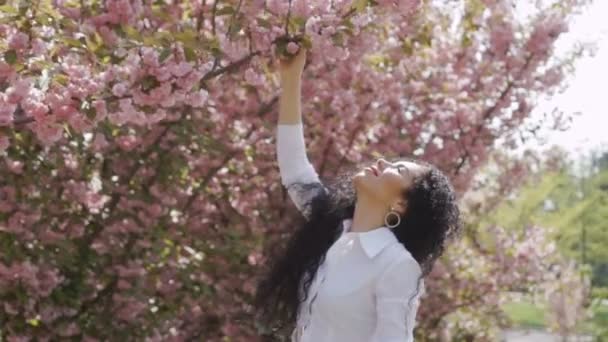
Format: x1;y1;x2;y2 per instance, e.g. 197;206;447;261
0;0;591;340
544;260;590;340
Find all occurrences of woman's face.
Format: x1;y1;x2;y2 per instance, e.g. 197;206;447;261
353;158;428;208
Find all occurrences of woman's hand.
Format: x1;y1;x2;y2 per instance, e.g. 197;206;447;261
277;43;305;125
278;44;307;81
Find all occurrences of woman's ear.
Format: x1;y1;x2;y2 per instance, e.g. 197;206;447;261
391;200;407;216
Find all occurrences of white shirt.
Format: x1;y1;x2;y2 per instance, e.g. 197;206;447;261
277;123;425;342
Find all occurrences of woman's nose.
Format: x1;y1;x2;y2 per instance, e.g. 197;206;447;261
377;158;388;171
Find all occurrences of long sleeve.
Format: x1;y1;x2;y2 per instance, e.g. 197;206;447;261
277;123;327;219
371;254;424;342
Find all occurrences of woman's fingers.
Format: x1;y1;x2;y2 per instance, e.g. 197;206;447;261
278;45;307;76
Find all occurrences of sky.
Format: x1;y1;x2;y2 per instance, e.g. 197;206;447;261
530;0;608;157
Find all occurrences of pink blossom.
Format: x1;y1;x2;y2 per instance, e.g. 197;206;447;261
117;279;131;290
0;102;16;126
526;12;568;55
187;89;209;107
111;82;129;97
489;21;513;56
58;6;81;19
244;68;263;86
267;0;289;15
5;78;32;104
106;0;138;25
0;61;15;80
141;47;160;67
68;114;92;133
146;108;167;125
93;100;108;122
243;0;267;16
397;0;420;13
8;31;29;51
33;122;64;146
57;322;80;337
53;104;78;121
286;42;300;54
97;25;118;46
109;98;140;125
0;186;16;213
91;133;109;151
116;135;139;151
31;38;48;55
21;96;49;122
84;192;110;212
247;252;262;266
146;203;163;217
4;302;19;315
115;299;146;323
5;158;24;174
0;135;9;152
171;61;193;77
6;335;30;342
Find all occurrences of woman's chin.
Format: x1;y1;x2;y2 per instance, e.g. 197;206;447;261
352;172;374;192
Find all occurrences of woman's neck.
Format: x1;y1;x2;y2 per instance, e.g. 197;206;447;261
350;195;388;233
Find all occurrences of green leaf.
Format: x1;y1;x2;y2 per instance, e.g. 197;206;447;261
139;75;160;93
203;37;222;57
85;32;103;52
244;146;254;159
331;32;345;46
256;17;272;29
161;246;171;259
175;29;198;48
121;24;142;41
179;166;189;180
35;13;53;25
158;47;172;63
288;16;306;33
184;46;197;62
84;106;97;120
353;0;368;12
53;74;69;86
152;31;173;46
151;5;173;22
300;35;313;50
4;50;17;65
0;5;18;14
142;35;161;46
59;17;77;31
227;18;242;39
62;37;84;49
26;318;40;327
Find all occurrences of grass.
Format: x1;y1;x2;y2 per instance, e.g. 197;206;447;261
503;297;608;338
594;303;608;325
501;300;546;329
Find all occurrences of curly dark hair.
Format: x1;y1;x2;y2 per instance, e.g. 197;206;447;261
254;156;461;335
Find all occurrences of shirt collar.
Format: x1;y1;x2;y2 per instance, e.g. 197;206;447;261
342;218;397;258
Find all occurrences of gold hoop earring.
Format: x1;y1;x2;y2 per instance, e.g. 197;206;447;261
384;207;401;229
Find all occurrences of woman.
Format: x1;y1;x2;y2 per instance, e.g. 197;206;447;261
254;47;461;341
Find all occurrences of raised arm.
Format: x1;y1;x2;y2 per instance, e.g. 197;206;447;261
277;48;327;219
